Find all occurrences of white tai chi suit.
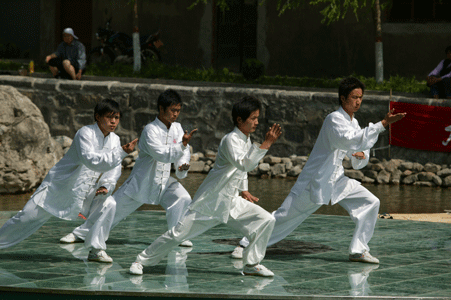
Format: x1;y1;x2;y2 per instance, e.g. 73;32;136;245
87;117;192;238
133;127;275;266
240;106;385;255
0;123;126;250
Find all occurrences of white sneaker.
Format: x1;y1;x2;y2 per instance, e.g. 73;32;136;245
243;264;274;277
88;249;113;263
60;233;83;244
130;262;143;275
179;240;193;247
231;246;244;259
349;250;380;264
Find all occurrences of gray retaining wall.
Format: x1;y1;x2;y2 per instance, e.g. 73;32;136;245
1;75;450;165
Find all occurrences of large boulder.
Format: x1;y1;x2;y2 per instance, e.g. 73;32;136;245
0;85;64;193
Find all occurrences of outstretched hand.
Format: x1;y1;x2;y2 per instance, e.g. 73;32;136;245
241;191;259;203
381;108;406;127
260;124;282;150
122;138;138;154
182;129;198;147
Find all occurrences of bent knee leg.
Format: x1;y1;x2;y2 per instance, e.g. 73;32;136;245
267;214;276;226
168;225;190;243
368;194;380;210
103;196;116;210
62;59;72;67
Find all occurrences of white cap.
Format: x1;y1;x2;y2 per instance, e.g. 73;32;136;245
63;28;78;39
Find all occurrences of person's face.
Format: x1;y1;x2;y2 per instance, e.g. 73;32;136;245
238;109;260;136
341;88;363;116
63;33;74;45
446;51;451;60
96;112;120;136
159;103;181;125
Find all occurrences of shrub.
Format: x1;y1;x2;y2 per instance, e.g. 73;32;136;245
242;58;265;80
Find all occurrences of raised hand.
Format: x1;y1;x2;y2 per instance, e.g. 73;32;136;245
381;108;406;127
178;163;190;171
95;186;108;196
182;129;198;147
241;191;259;203
122;138;138;153
352;152;366;160
260;124;282;150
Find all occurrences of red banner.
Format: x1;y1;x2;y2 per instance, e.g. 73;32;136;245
389;101;451;152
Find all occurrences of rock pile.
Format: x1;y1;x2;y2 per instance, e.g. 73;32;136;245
182;152;451;187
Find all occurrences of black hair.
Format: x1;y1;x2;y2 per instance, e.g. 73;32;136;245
157;89;182;111
445;45;451;54
232;96;262;127
338;77;365;106
94;99;121;122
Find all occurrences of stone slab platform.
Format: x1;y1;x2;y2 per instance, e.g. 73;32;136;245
0;211;450;299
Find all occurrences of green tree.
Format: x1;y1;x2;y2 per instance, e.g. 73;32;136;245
190;0;390;83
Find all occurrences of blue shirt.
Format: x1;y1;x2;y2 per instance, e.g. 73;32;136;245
54;40;86;70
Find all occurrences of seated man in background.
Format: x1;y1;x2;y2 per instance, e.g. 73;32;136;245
45;28;86;80
427;45;451;99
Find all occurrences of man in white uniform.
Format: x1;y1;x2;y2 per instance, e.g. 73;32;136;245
232;77;406;264
0;99;138;263
61;89;197;249
128;96;282;277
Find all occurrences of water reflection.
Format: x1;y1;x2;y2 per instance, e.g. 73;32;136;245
347;264;379;296
1;170;451;214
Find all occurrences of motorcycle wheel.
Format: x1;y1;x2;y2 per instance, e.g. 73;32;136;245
142;48;161;64
88;49;115;65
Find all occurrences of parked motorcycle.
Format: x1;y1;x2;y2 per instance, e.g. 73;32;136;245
88;18;163;65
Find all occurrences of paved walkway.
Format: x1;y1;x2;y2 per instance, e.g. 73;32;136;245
0;210;450;299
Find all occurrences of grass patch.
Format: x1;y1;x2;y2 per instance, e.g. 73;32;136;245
0;59;429;95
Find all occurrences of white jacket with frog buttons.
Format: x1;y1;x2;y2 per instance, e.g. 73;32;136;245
122;118;190;204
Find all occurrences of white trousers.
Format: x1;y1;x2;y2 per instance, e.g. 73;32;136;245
0;195;116;250
135;197;275;266
240;185;380;255
71;179;191;246
71;195;117;250
111;180;192;230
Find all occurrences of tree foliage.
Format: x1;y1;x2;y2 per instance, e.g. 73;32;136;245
188;0;391;25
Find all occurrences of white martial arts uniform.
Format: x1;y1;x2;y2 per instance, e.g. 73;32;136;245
0;123;126;250
72;117;192;242
134;127;275;266
240;106;385;255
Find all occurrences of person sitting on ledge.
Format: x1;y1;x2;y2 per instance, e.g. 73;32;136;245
45;28;86;80
427;45;451;99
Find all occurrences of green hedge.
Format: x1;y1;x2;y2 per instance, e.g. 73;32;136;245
0;59;429;95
